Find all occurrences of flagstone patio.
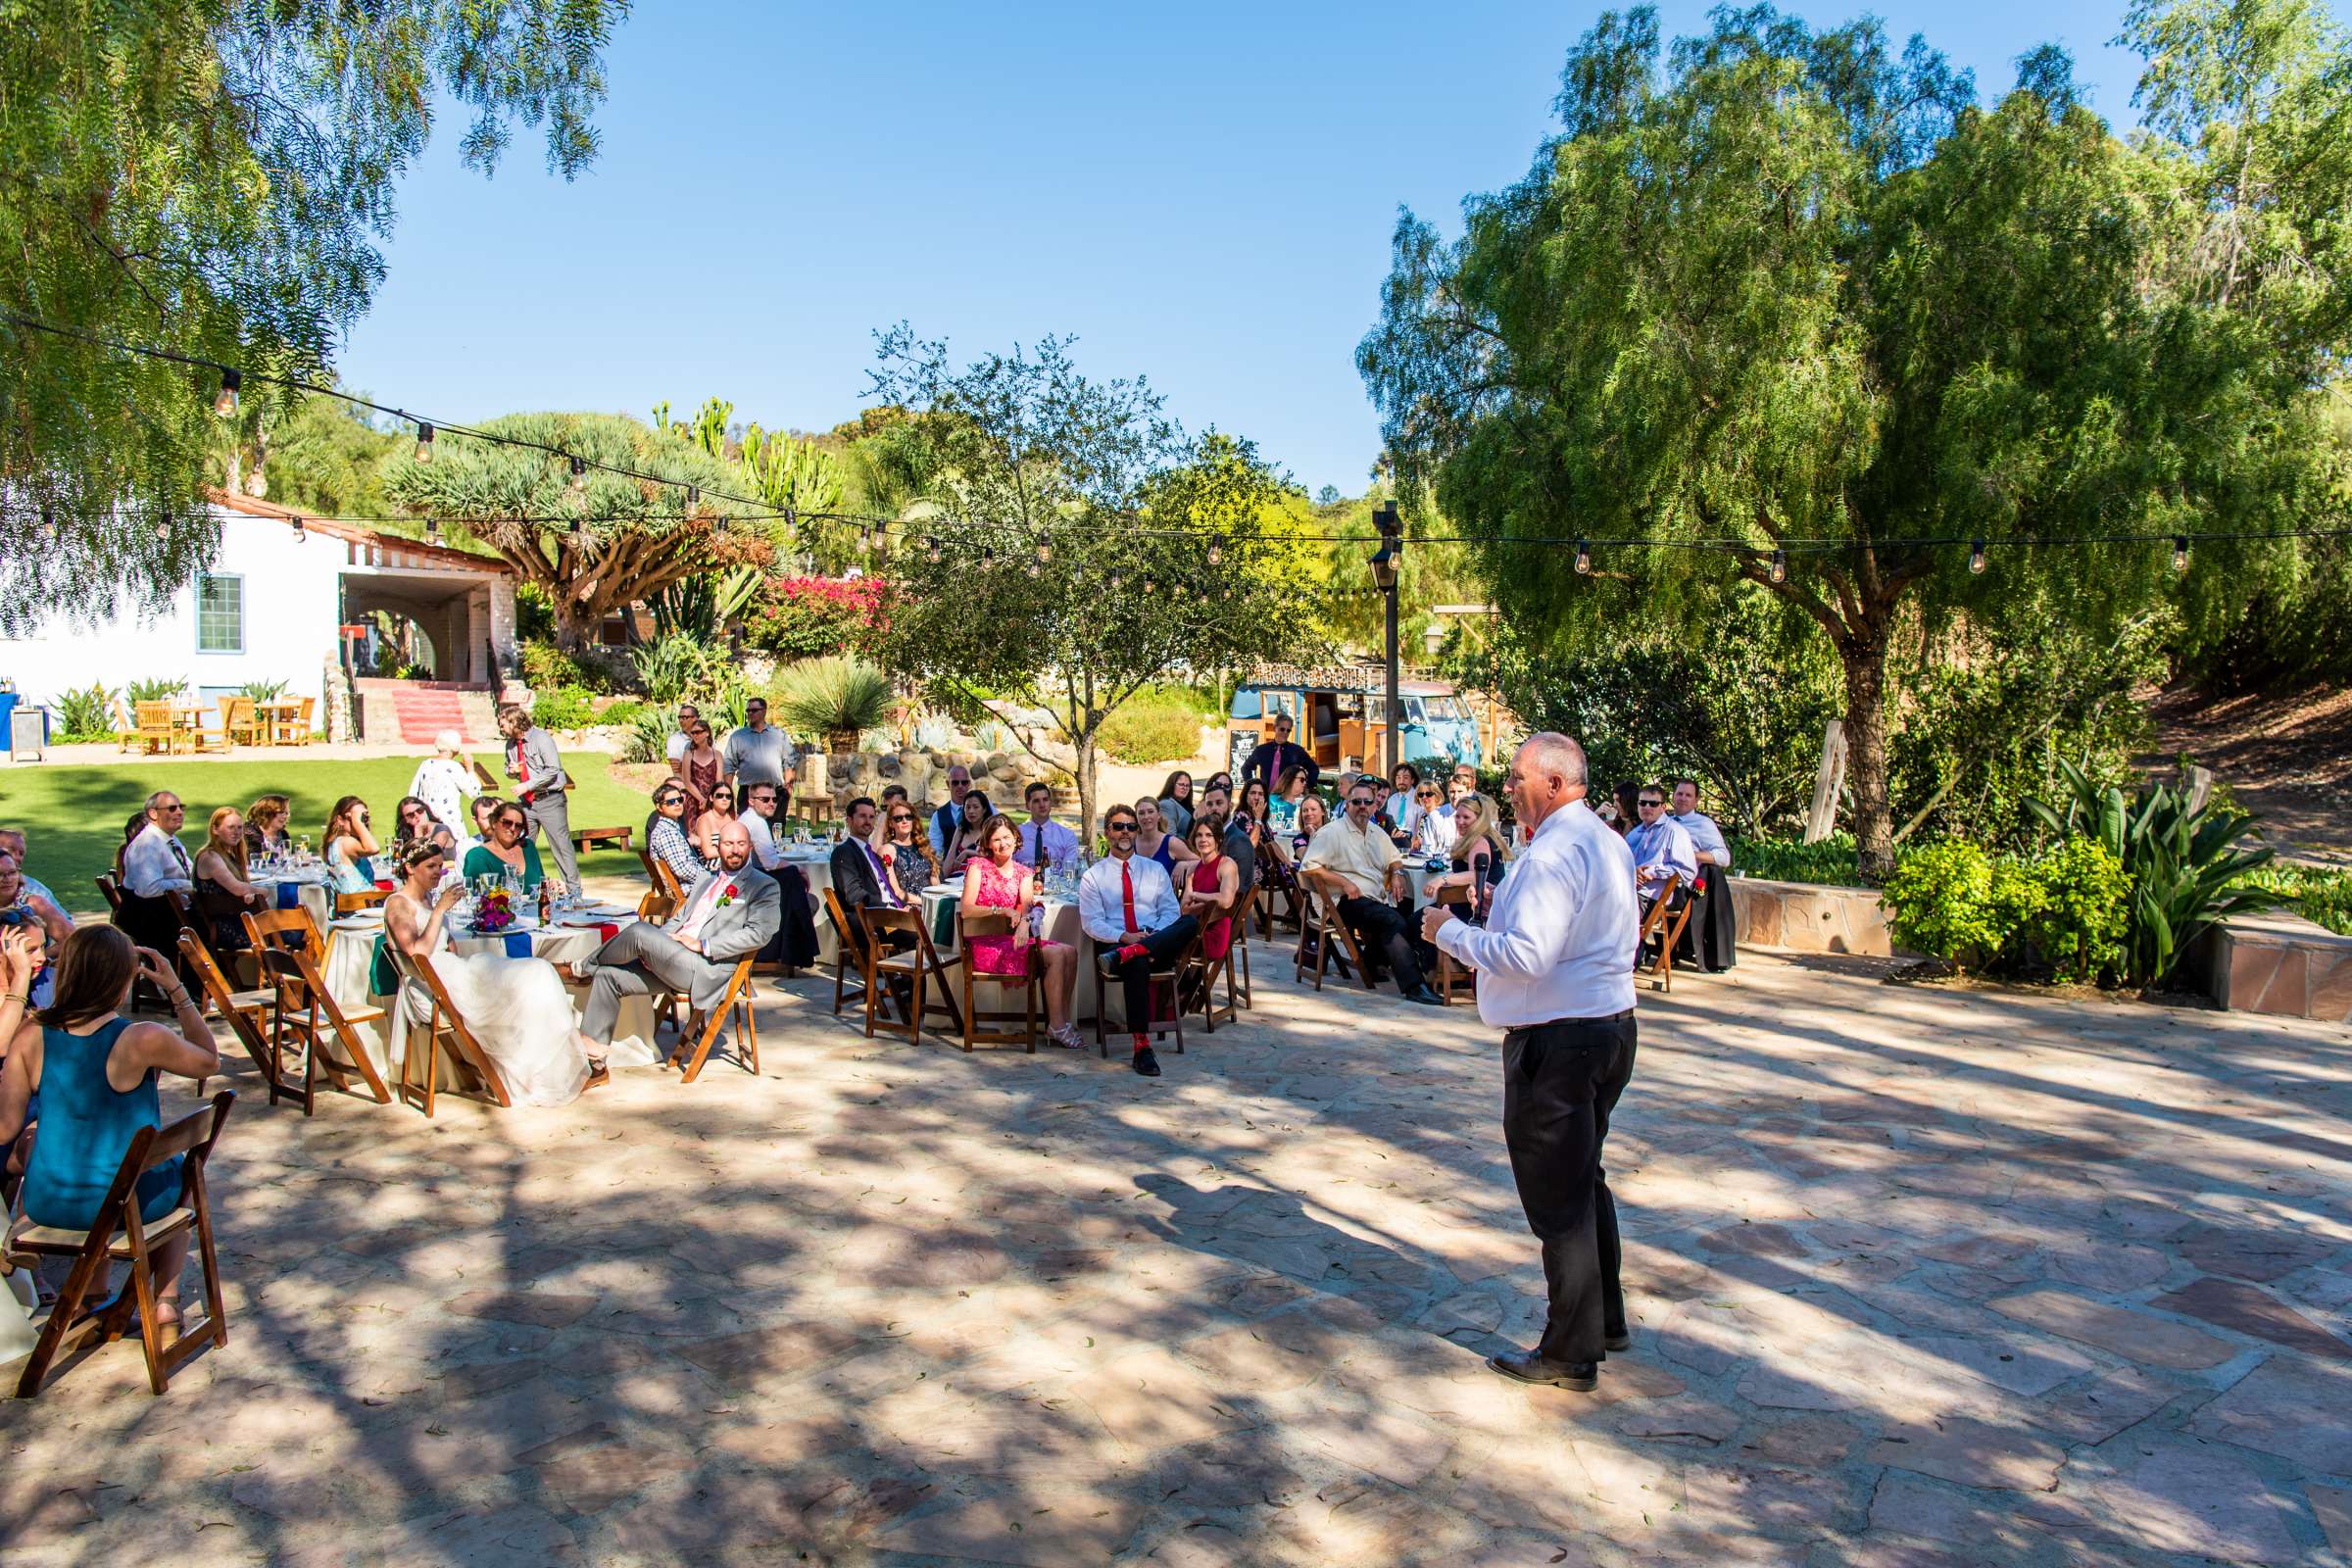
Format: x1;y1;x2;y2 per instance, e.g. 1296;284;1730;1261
5;944;2351;1566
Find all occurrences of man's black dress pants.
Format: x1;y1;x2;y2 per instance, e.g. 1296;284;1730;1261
1337;895;1428;993
1503;1011;1638;1364
1104;915;1200;1030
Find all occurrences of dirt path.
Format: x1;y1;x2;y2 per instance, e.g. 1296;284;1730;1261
2144;680;2352;863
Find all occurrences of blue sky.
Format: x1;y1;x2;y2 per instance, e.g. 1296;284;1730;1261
338;1;2151;498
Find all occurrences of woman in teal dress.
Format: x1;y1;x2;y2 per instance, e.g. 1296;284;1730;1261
0;924;220;1334
460;799;545;891
321;795;382;895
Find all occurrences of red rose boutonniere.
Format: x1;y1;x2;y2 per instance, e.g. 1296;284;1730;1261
717;882;740;907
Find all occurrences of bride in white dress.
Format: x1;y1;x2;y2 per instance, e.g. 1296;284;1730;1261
381;842;604;1105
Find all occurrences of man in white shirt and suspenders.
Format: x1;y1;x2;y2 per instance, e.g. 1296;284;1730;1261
1421;732;1639;1392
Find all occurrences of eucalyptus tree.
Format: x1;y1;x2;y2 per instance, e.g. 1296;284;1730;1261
383;412;755;654
868;327;1322;835
0;0;632;635
1360;4;2350;876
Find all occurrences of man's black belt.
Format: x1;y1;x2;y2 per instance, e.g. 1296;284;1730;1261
1503;1010;1635;1042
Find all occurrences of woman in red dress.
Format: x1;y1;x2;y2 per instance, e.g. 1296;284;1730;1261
1178;816;1238;961
958;814;1080;1048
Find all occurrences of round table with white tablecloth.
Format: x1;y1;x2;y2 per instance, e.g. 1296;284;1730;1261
765;846;839;965
319;906;662;1092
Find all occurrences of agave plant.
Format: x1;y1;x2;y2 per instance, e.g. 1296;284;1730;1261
239;678;289;701
772;657;893;751
2027;758;2279;988
52;682;119;735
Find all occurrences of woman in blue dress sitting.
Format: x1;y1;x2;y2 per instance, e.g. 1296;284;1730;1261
0;924;220;1335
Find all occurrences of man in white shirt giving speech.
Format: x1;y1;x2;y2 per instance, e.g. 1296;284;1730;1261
1420;732;1639;1393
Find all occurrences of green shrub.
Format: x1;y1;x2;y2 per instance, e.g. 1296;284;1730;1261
2028;758;2279;987
529;684;598;730
595;698;653;729
239;678;289;701
52;683;119;736
1883;841;2009;969
125;675;188;704
618;709;672;765
521;640;587;695
2021;836;2131;985
1734;835;1867;887
1100;687;1208;764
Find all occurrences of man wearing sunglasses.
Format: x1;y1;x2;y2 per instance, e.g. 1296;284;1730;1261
1077;807;1198;1077
1299;783;1443;1005
741;782;819;968
929;765;974;858
1623;785;1697;961
1417;732;1639;1394
1241;711;1318;798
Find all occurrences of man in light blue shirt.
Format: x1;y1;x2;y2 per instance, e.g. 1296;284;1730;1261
1622;786;1697;902
1013;781;1081;873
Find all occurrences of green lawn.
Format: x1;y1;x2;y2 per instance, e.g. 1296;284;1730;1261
2;752;655;914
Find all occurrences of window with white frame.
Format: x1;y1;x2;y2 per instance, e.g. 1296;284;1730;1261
196;573;243;654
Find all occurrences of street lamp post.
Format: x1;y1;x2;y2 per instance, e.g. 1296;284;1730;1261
1369;502;1402;776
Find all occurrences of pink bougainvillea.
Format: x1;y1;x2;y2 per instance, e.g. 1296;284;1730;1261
745;573;887;658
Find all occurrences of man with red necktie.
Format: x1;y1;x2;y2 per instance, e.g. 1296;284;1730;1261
1077;805;1196;1077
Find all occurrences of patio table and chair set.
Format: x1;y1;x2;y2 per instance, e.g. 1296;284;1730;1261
121;695;315;755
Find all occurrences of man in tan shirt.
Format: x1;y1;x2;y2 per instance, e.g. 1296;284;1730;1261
1300;779;1443;1005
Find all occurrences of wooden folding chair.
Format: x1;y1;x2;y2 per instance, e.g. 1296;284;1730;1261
9;1092;234;1397
1431;883;1479;1005
1254;857;1303;938
858;905;961;1046
333;889;389;917
93;872;123;914
823;887;870;1016
1639;874;1692;994
636;850;686;909
243;908;390;1113
1294;881;1371;992
956;908;1037;1053
382;940;514;1116
1181;907;1242;1033
666;956;761;1082
177;932;272;1093
1089;930;1197;1057
1230;884;1257;1008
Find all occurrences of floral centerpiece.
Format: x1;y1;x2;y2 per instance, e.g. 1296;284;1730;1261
472;887;515;934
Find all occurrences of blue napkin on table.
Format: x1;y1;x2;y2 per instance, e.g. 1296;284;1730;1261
502;931;532;958
276;881;301;909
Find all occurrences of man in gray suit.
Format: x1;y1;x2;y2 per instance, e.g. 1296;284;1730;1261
500;703;584;900
573;819;780;1059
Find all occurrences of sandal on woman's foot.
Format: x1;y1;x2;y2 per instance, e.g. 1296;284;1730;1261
583;1064;611;1092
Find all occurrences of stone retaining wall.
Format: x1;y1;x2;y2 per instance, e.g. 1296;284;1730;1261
2184;908;2352;1024
808;748;1066;817
1732;875;2351;1024
1728;876;1901;958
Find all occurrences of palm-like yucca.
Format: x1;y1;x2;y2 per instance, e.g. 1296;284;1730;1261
772;658;894;749
2027;758;2279;987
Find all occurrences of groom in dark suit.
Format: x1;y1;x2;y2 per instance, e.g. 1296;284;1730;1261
575;819;781;1060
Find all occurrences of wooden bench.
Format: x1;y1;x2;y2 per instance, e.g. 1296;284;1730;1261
569;825;633;856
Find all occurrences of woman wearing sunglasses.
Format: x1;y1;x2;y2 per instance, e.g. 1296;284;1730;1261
646;782;710;887
690;782;739;865
882;802;942;903
1407;781;1458;858
461;800;545;892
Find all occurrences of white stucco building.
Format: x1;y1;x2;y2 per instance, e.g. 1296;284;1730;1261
0;491;516;736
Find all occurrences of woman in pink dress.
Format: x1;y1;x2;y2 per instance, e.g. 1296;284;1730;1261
1178;817;1238;961
958;814;1080;1048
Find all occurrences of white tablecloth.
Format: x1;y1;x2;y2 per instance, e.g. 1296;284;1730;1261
319;912;662;1091
769;849;837;966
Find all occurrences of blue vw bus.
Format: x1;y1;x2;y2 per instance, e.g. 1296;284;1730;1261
1226;664;1483;779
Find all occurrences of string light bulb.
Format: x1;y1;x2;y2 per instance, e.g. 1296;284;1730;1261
2172;535;2189;572
1035;538;1052;565
567;514;582;536
567;455;587;492
979;545;995;569
424;515;440;539
1969;539;1986;575
414;421;434;464
1573;539;1592;575
1206;537;1223;566
925;536;941;564
214;368;240;418
156;507;171;541
244;465;268;499
685;484;699;508
783;505;798;529
1142;575;1155;596
1108;570;1124;592
38;499;54;538
1768;547;1787;583
292;518;306;541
